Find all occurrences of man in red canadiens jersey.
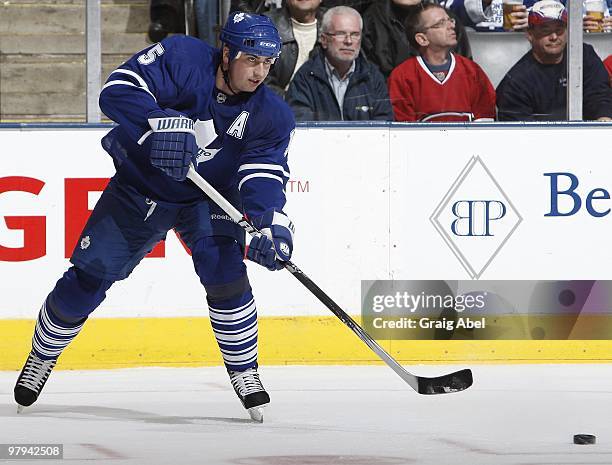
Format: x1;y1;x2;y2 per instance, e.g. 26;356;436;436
388;3;496;122
604;55;612;87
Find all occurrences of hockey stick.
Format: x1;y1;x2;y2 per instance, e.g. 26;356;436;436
187;166;472;395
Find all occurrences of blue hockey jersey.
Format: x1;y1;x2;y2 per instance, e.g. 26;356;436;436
99;35;295;218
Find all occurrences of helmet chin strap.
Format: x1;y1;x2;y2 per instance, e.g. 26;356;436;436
222;67;238;95
222;50;241;96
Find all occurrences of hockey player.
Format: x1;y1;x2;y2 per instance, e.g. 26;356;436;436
13;12;295;422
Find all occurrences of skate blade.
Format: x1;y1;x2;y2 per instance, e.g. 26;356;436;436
16;405;25;414
248;406;265;423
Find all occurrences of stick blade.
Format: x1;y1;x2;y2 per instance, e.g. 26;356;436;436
417;369;473;395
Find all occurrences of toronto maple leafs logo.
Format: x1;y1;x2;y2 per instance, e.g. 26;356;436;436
80;236;91;250
279;242;290;256
234;12;245;23
193;119;221;165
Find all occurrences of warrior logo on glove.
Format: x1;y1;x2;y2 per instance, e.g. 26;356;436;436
146;109;199;181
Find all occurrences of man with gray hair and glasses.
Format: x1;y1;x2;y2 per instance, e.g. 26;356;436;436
286;6;394;121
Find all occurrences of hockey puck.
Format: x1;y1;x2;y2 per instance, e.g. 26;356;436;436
573;434;596;445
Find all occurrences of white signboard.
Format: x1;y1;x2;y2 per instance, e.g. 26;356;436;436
1;126;611;318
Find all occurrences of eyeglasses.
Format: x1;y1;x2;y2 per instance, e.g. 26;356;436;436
422;17;456;31
323;31;362;41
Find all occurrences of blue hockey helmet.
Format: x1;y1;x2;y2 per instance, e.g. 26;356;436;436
220;12;282;60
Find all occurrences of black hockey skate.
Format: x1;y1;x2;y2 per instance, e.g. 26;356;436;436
14;351;57;413
228;365;270;422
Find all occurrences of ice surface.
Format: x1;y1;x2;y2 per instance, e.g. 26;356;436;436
1;365;611;465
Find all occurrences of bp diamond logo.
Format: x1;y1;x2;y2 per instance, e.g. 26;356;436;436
430;156;522;279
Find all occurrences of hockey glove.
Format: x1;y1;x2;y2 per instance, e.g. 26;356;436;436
147;109;198;181
245;210;294;271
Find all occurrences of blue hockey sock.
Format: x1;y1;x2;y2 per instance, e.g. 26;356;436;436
31;297;86;361
208;293;258;372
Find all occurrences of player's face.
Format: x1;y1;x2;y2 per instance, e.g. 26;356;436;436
228;53;275;93
528;22;567;63
321;14;362;65
418;7;458;49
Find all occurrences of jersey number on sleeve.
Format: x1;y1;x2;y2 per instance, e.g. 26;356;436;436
138;43;165;65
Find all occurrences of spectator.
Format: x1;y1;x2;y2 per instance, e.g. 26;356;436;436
286;6;394;120
388;3;495;121
461;0;611;32
497;1;612;121
148;0;185;42
604;55;612;86
265;0;325;96
362;0;472;79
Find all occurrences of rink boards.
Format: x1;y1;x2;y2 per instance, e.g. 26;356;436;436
1;122;612;368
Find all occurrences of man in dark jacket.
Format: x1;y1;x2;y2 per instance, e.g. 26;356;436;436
286;6;394;121
362;0;472;79
264;0;324;96
497;0;612;121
